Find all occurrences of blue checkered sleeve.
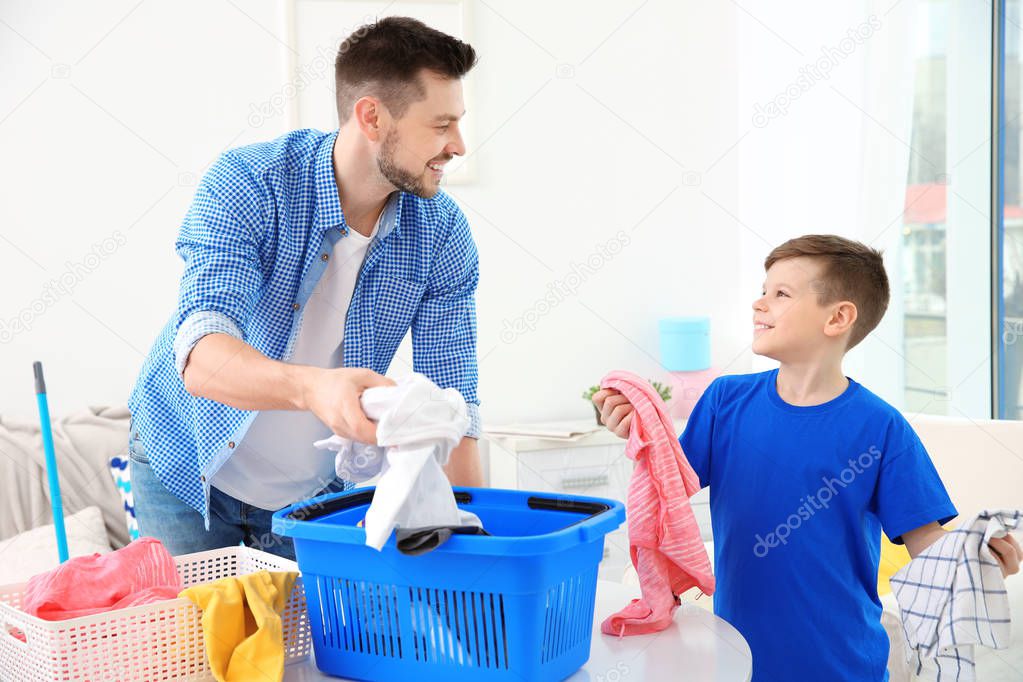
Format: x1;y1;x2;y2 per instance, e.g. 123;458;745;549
171;160;265;378
412;206;481;438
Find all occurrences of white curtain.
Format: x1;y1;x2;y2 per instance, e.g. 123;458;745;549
733;0;920;408
849;0;919;405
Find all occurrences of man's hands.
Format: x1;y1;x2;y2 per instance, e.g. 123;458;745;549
183;333;394;444
591;388;635;439
299;367;395;445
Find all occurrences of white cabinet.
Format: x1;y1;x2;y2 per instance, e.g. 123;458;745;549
482;420;712;581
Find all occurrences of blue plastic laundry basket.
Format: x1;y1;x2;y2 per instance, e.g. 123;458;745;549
272;487;625;682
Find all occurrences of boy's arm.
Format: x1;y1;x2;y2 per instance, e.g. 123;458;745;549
900;522;947;558
901;521;1022;577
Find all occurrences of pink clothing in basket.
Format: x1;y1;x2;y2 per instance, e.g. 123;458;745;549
21;537;182;621
600;370;714;637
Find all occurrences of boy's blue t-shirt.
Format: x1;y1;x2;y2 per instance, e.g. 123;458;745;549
680;369;957;682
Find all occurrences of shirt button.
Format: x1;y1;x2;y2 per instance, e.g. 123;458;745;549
228;441;235;449
292;303;300;311
321;253;329;261
200;475;206;482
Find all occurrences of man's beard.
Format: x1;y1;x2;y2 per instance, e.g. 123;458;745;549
377;129;436;198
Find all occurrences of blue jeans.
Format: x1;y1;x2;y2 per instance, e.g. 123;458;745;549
128;418;350;561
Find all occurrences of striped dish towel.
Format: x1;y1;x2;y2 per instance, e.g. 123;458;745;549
599;370;714;637
891;509;1020;680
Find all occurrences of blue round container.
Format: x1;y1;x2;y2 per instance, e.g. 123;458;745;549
659;316;711;371
272;487;626;682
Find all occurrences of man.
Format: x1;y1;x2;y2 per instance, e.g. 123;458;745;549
127;17;482;559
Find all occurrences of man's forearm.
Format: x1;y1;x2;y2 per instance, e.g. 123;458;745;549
445;436;483;487
182;333;315;411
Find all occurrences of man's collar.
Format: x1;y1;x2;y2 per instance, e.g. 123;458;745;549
314;129;404;238
313;129;343;232
378;192;402;239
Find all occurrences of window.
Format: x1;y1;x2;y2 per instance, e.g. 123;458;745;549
1001;0;1023;419
901;0;992;418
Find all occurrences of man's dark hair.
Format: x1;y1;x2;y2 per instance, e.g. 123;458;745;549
765;234;891;350
334;16;477;123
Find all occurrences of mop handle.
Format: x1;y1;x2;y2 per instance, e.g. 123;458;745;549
33;362;69;564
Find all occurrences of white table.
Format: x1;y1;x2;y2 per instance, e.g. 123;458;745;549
284;580;752;681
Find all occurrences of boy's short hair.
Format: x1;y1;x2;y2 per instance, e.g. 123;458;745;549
335;16;477;123
765;234;890;350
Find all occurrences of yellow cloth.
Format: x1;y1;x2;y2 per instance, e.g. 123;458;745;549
877;533;911;596
179;570;298;682
877;522;957;595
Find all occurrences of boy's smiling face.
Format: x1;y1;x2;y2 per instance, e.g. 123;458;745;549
752;256;848;362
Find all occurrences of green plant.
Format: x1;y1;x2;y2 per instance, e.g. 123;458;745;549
582;380;672;403
650;380;672;403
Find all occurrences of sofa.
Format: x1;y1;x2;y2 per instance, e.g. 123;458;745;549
889;414;1023;680
0;405;132;584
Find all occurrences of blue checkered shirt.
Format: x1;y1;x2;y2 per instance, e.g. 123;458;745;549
128;128;480;523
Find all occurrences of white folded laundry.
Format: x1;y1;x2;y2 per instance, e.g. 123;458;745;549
313;373;481;550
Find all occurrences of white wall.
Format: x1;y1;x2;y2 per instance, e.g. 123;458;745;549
0;0;744;426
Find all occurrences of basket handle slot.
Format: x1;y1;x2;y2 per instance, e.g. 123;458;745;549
283;489;476;522
526;496;611;517
0;607;30;651
527;496;616;542
283;488;615;540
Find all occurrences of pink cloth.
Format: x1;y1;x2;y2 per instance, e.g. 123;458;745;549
600;370;715;637
20;537;182;621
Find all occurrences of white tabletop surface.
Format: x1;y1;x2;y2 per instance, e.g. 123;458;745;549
284;580;752;682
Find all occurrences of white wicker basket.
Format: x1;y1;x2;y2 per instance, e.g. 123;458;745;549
0;545;311;681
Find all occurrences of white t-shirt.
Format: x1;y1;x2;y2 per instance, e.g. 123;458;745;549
211;209;383;510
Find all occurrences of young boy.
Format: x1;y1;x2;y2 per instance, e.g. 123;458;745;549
593;235;1021;680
